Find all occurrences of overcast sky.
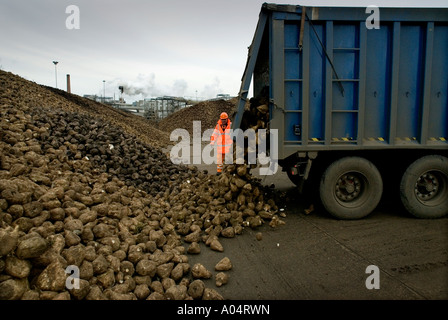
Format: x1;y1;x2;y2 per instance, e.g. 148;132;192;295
1;0;447;102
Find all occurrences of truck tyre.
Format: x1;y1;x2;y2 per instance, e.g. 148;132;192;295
320;157;383;220
400;155;448;219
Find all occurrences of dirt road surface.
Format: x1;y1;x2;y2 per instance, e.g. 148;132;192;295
182;145;448;300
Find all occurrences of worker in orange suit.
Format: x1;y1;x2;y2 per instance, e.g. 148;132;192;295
210;112;233;175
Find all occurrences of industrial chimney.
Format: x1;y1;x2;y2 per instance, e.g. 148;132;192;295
66;74;71;93
119;86;124;103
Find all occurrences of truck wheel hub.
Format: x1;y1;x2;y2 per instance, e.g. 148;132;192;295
415;172;439;201
336;174;362;201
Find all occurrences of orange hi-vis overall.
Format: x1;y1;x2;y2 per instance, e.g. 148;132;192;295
210;119;233;173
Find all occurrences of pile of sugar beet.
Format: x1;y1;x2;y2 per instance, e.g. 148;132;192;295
0;70;286;300
157;98;237;136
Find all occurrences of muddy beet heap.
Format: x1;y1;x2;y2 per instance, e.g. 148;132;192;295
158;98;237;136
0;70;285;300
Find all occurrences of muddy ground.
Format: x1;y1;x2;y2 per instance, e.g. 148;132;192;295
180;144;448;300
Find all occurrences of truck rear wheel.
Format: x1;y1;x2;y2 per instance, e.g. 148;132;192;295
320;157;383;220
400;155;448;219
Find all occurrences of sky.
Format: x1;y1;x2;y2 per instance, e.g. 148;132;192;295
1;0;447;103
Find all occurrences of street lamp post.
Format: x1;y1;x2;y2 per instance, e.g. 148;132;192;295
53;61;59;88
103;80;106;103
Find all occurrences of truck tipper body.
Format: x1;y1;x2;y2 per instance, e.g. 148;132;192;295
232;3;448;219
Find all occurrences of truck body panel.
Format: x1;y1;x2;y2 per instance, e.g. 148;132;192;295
233;4;448;161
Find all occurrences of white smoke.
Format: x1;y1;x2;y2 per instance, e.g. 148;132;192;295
200;77;222;99
108;73;225;101
171;79;188;97
119;73;160;97
110;73;188;99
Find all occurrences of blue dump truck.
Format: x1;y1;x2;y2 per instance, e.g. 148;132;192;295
232;4;448;219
